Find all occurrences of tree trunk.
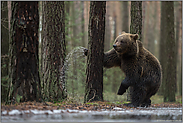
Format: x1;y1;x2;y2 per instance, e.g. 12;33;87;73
178;2;182;96
1;1;10;102
104;2;111;52
127;1;142;102
175;1;182;96
130;1;142;41
160;1;176;102
8;2;41;103
1;1;9;55
41;1;66;101
81;1;85;47
122;1;129;32
84;1;106;103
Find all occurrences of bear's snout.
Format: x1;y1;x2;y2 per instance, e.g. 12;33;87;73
113;44;117;48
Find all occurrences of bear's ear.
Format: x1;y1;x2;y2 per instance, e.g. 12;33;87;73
130;34;138;40
121;31;126;34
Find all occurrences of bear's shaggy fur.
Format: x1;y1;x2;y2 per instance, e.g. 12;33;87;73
84;32;162;107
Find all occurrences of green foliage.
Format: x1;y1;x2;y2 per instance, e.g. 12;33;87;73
122;101;131;104
15;94;22;103
1;75;8;83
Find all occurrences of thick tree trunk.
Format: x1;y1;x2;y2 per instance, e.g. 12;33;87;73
41;1;66;101
84;1;106;103
8;2;41;103
160;1;176;102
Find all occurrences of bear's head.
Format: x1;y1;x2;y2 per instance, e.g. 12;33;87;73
113;32;139;56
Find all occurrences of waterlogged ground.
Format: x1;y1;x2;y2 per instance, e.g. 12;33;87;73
1;101;182;122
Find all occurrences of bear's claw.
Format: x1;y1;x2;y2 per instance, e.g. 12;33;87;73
84;48;88;56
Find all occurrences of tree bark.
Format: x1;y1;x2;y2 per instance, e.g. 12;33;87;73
1;1;10;102
128;1;142;102
84;1;106;103
130;1;142;41
1;1;9;55
41;1;66;101
160;1;176;102
8;2;41;103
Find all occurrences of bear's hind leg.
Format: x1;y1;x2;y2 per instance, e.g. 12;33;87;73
141;99;151;107
141;87;157;107
124;86;147;107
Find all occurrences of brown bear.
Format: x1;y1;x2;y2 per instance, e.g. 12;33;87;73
84;32;162;107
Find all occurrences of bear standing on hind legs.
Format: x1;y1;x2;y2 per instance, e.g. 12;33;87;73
84;32;162;107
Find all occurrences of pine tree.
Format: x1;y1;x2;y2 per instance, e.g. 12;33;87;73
8;2;41;103
84;1;106;103
41;1;66;101
160;1;176;102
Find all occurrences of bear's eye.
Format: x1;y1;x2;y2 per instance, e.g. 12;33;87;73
120;40;124;43
120;40;127;44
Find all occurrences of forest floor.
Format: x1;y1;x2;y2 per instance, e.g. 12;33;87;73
1;94;182;113
1;100;182;114
1;100;182;122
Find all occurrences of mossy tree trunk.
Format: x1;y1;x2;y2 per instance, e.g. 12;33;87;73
127;1;142;102
8;2;41;103
84;1;106;103
160;1;176;102
41;1;66;101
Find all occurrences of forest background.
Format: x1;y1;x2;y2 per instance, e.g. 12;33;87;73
1;1;182;104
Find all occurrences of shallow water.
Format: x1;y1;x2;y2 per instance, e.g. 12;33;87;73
2;107;182;122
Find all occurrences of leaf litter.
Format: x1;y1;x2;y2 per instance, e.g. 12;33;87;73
1;101;182;115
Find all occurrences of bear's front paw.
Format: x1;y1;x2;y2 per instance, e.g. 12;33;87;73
141;99;151;107
84;48;88;56
117;86;127;95
117;90;126;95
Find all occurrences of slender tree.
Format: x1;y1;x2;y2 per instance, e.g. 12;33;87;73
175;1;182;96
8;2;41;103
1;1;10;102
1;1;9;55
104;3;111;52
160;1;176;102
41;1;66;101
84;1;106;103
122;1;129;32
